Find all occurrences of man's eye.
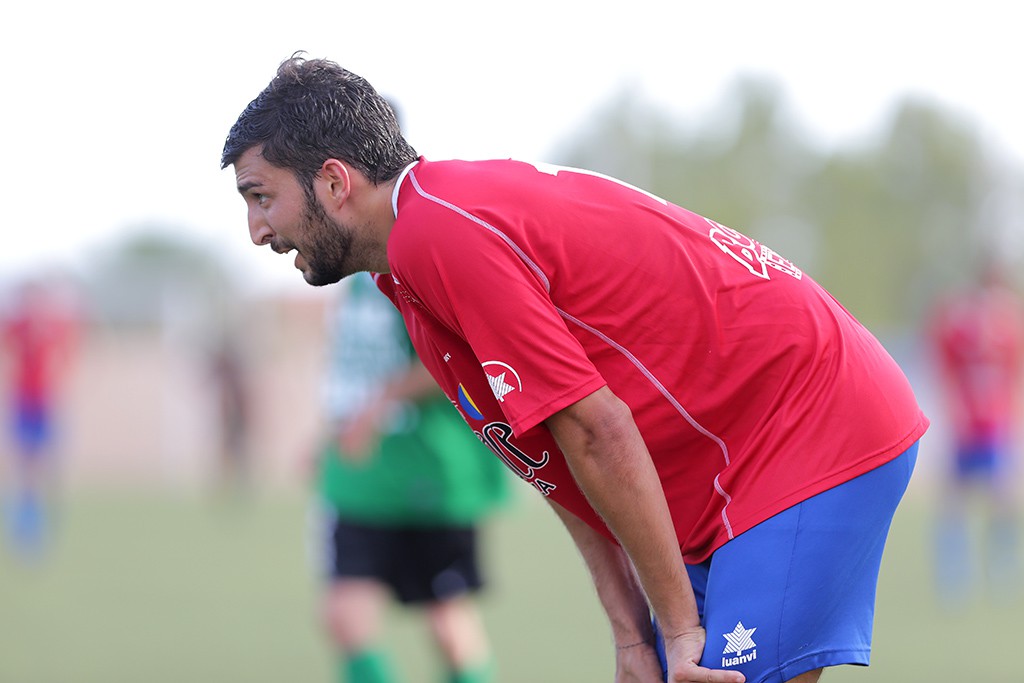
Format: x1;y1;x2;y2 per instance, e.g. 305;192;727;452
254;193;267;205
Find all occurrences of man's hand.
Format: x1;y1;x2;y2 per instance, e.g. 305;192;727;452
664;627;745;683
336;409;383;462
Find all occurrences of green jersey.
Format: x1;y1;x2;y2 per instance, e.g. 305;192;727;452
317;275;508;525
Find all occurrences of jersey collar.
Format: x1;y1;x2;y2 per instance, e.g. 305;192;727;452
391;159;420;219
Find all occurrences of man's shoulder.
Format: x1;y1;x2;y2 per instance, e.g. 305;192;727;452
412;157;554;186
393;159;532;241
401;158;574;222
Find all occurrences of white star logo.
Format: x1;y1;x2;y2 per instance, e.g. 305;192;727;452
481;361;522;403
487;371;516;402
722;622;756;656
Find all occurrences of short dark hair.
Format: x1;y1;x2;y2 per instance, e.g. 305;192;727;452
220;53;417;187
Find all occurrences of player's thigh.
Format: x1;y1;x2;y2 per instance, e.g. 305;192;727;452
424;594;489;665
698;444;917;683
325;578;390;647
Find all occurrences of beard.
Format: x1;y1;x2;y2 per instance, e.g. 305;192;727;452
298;192;358;287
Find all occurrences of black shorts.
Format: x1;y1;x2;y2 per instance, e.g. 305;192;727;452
315;508;484;605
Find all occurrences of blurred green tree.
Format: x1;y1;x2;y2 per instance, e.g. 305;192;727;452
804;98;992;329
80;226;242;334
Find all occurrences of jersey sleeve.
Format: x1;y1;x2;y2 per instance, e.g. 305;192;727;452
390;203;607;436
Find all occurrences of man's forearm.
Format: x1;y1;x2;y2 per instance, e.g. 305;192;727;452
545;387;701;640
546;498;654;646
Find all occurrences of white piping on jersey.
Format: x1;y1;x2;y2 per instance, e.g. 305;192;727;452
407;172;552;291
557;309;735;539
403;167;735;540
558;309;733;466
391;160;420;219
713;475;734;538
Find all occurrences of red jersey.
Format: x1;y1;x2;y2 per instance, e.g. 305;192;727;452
2;293;75;407
930;284;1024;441
378;158;928;562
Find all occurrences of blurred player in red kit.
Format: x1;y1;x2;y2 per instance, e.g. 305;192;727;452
1;279;78;560
930;256;1024;603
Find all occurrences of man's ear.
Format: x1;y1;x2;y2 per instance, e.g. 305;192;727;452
318;158;351;208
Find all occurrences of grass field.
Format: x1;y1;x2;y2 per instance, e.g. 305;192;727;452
1;486;1020;682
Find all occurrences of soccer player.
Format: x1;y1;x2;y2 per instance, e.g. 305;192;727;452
929;256;1024;603
1;280;78;560
207;330;253;495
222;56;929;683
310;272;509;683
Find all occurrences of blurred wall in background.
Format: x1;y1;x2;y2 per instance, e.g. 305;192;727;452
0;280;331;495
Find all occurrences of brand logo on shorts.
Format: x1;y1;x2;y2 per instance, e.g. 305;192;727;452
721;621;757;668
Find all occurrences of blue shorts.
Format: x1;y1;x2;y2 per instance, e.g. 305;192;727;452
11;400;54;459
953;436;1010;481
656;442;918;683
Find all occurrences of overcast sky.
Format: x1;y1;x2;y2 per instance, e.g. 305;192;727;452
4;0;1022;294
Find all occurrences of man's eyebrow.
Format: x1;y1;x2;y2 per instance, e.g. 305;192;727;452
237;181;261;195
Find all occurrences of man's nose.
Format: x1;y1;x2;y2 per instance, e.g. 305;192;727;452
248;213;274;246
